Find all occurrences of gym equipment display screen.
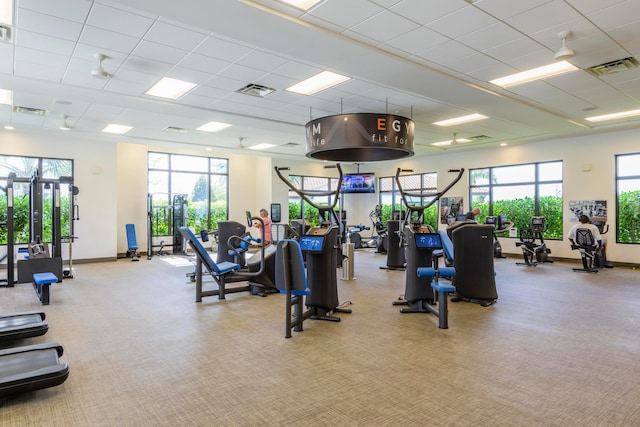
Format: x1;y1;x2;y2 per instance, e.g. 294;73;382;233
299;236;325;253
341;173;375;193
414;233;443;250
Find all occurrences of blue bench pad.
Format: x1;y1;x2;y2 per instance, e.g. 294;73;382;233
33;273;59;285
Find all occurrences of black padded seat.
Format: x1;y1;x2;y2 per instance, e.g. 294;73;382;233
0;342;69;399
0;311;48;342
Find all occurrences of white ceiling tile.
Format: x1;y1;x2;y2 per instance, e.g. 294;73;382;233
194;35;253;63
482;37;547;64
390;0;466;25
166;66;212;85
15;46;69;69
216;64;267;84
235;50;291;73
565;0;628;15
272;60;323;80
308;0;383;29
15;9;83;41
350;10;420;43
416;40;478;67
383;26;450;55
178;53;229;75
87;3;155;38
15;31;76;56
505;2;582;35
472;0;554;20
428;5;499;39
80;26;140;54
133;40;189;64
0;43;13;74
122;56;174;75
18;0;91;23
586;0;640;30
145;20;208;51
102;80;147;97
458;23;525;52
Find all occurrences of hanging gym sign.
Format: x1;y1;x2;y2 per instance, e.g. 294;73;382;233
305;113;415;161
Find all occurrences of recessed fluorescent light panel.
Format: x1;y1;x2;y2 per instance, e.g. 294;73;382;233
433;114;488;127
145;77;197;100
489;61;578;88
196;121;232;132
102;124;132;134
286;71;350;95
0;0;13;25
432;138;471;146
278;0;323;10
0;88;12;105
248;143;276;150
585;109;640;122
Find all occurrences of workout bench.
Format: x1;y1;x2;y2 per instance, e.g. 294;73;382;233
416;266;456;329
32;272;59;305
180;227;266;302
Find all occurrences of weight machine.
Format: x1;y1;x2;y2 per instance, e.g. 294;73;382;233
147;193;187;259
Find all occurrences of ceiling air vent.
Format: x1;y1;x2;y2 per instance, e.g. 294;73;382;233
585;57;638;77
12;106;48;115
163;126;190;134
236;84;276;98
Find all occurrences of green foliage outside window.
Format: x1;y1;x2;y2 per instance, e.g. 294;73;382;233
618;190;640;243
474;196;563;239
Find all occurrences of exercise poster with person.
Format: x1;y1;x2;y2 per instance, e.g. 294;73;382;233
440;197;464;224
568;200;607;222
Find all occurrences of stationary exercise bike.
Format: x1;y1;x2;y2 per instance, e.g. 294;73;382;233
485;214;513;258
515;216;553;267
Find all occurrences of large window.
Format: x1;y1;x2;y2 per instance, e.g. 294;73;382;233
379;172;438;229
470;161;563;239
0;155;74;244
616;153;640;243
288;175;340;226
148;152;228;234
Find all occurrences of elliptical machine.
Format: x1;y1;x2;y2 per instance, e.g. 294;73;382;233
391;167;464;313
366;205;388;253
274;164;351;322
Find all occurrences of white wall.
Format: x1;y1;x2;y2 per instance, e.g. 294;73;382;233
2;128;117;260
3;126;639;264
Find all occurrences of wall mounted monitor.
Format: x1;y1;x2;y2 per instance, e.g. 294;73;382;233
341;173;375;193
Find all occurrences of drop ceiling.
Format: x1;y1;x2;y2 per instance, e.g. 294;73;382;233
1;0;639;160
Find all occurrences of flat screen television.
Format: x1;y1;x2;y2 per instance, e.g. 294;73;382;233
341;173;375;194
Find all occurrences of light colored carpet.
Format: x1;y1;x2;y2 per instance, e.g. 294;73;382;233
1;248;639;426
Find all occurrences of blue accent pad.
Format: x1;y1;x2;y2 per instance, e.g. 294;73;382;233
179;227;241;275
438;230;454;262
431;281;456;293
438;267;456;278
125;224;138;251
416;267;436;278
275;240;309;295
33;272;59;285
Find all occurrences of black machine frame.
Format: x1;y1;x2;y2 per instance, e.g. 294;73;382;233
274;163;351;322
